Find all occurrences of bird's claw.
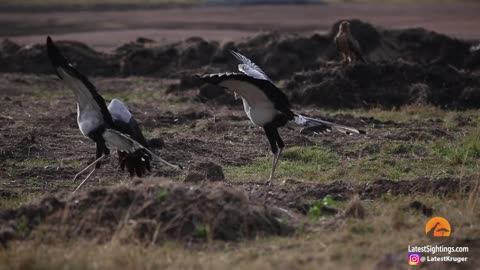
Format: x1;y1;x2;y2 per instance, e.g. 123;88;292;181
266;177;273;186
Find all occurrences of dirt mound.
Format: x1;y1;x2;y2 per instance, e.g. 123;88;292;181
0;176;470;246
2;20;478;78
287;60;480;109
0;39;117;76
2;20;480;109
184;161;225;183
0;180;293;246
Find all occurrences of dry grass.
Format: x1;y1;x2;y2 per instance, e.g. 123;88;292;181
1;182;478;270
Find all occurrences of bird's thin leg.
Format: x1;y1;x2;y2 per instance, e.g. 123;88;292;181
73;155;107;182
264;126;279;186
268;128;284;185
272;147;283;177
268;151;278;182
73;167;97;193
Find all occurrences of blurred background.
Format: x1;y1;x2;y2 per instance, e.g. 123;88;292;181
1;0;478;51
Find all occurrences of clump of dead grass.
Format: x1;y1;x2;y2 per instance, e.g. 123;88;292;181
0;179;293;246
343;195;366;219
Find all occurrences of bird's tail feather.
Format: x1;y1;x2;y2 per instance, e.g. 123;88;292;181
292;114;366;135
103;129;142;153
104;129;182;170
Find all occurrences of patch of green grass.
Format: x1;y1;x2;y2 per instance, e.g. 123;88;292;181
320;105;480;128
157;189;169;201
15;216;29;235
225;146;341;181
14;159;56;168
29;87;68;101
193;224;209;239
6;158;82;169
226;131;480;183
0;194;35;208
432;128;480;166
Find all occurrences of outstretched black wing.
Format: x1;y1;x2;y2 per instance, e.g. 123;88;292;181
199;72;294;120
46;36;114;127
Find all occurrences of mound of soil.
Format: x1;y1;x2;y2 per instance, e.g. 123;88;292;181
2;20;480;109
184;161;225;183
286;60;480;109
0;180;293;246
2;20;478;78
0;39;117;76
0;176;470;246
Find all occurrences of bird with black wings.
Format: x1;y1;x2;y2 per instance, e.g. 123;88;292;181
46;36;181;191
198;51;365;185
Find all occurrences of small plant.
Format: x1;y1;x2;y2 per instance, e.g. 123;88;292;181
308;196;336;219
193;224;208;239
15;216;29;236
157;189;169;201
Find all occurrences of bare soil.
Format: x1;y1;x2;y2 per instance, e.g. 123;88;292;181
0;70;476;247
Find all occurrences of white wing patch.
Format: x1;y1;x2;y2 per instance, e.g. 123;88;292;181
219;79;277;126
108;98;132;123
219;79;271;107
58;68;104;136
230;50;271;82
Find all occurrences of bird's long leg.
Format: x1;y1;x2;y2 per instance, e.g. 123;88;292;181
269;128;284;185
268;152;277;182
73;167;97;193
72;155;107;182
264;126;278;185
272;148;283;177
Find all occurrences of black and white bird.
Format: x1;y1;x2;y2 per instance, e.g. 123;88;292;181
46;36;180;191
198;51;365;184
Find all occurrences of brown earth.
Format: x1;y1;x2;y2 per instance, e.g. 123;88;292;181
2;19;480;109
0;176;470;247
0;71;477;247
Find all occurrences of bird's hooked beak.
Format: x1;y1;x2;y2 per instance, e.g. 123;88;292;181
340;22;351;33
234;92;239;100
